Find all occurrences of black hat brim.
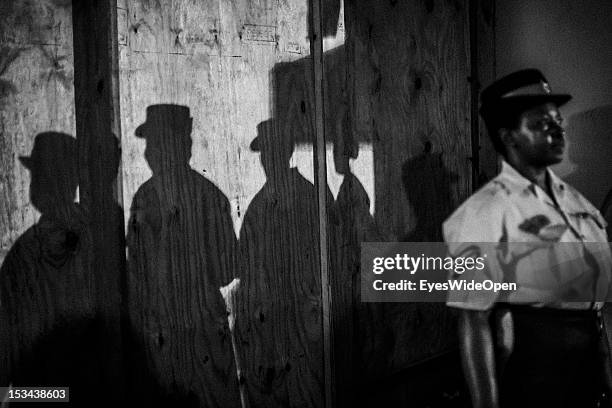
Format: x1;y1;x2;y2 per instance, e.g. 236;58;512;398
481;93;572;116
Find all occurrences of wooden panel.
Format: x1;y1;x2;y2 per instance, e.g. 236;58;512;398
236;60;325;408
236;7;327;407
72;0;124;404
473;0;497;183
339;0;472;386
119;0;323;406
0;0;96;397
319;5;365;407
0;0;76;264
0;130;99;399
0;0;125;403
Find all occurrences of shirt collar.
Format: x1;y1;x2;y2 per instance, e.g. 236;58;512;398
499;160;532;192
498;160;566;199
546;167;567;198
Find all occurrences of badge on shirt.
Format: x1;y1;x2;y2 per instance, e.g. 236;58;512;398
519;214;568;241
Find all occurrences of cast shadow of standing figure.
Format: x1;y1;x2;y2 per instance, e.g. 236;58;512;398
329;127;385;407
237;119;332;408
0;132;109;406
126;105;240;407
401;141;459;242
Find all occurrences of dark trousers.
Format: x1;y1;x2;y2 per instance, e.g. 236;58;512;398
499;306;603;408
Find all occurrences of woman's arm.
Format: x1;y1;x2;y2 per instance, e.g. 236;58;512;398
458;309;500;408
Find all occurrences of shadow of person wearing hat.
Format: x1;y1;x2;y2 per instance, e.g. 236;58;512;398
0;132;106;405
236;118;333;407
125;104;241;407
327;111;389;406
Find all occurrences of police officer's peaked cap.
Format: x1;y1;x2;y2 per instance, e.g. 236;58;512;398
480;69;572;120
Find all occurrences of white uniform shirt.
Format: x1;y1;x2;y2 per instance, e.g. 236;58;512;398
444;161;612;311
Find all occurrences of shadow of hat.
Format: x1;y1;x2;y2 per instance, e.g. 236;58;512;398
250;119;277;152
250;118;294;155
135;104;192;139
480;69;572;119
19;132;76;171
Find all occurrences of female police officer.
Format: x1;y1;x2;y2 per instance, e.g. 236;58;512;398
444;69;612;407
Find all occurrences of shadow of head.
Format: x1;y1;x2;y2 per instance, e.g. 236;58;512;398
251;118;294;177
136;104;193;175
19;132;77;213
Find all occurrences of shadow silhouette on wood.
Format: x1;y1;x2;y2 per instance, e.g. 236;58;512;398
237;118;331;408
126;105;240;408
330;127;386;407
401;141;459;242
0;132;114;406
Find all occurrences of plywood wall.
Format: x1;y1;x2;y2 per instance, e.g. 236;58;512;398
0;0;489;406
0;0;78;377
118;0;323;406
330;0;473;395
0;0;75;264
0;2;118;404
474;0;497;182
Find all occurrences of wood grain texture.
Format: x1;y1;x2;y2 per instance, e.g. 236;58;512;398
236;37;327;408
126;133;242;406
0;0;488;406
0;145;99;400
341;0;472;383
119;0;323;406
237;164;328;408
72;0;125;404
0;0;98;398
474;0;497;184
0;0;76;265
319;8;371;406
309;0;335;405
